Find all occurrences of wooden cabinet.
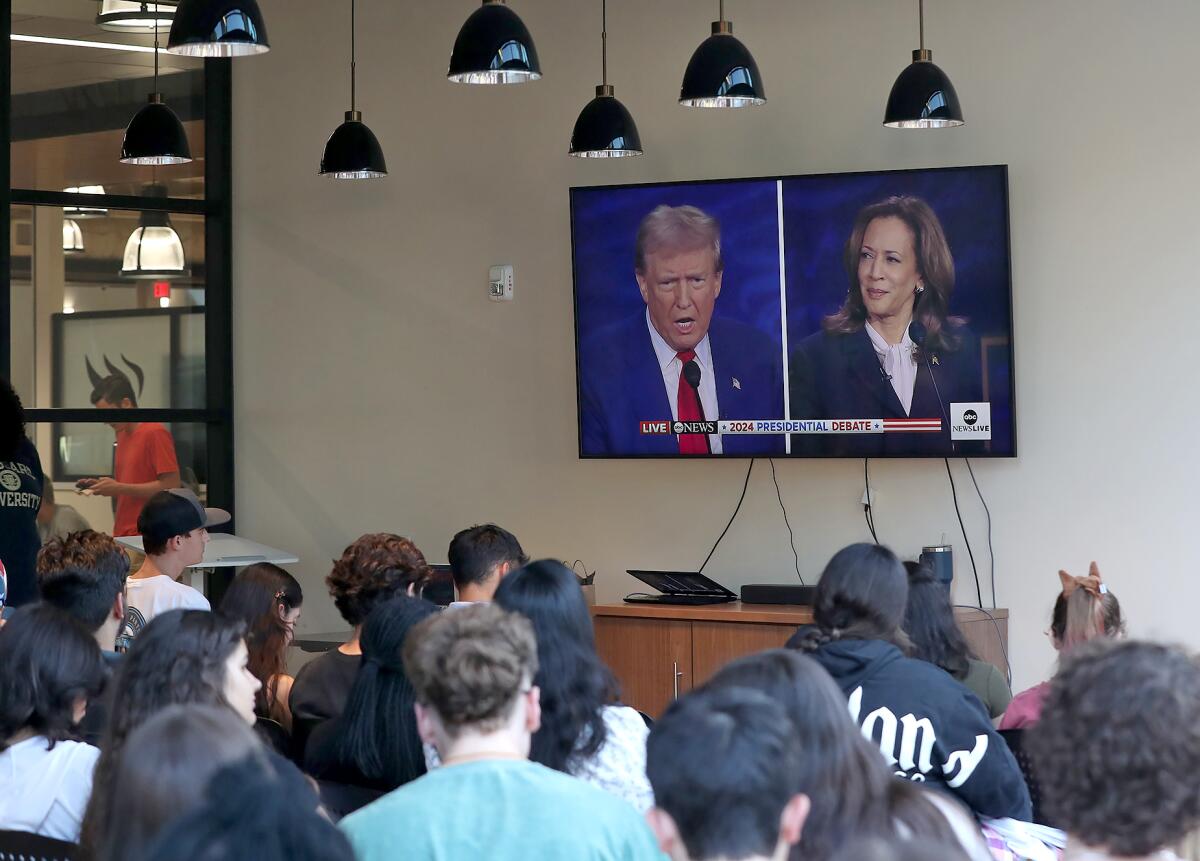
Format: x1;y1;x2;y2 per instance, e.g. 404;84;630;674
592;602;1008;718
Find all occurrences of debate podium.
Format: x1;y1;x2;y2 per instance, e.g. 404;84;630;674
591;601;1008;718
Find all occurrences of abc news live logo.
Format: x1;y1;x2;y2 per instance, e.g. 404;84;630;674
640;421;717;435
950;403;992;441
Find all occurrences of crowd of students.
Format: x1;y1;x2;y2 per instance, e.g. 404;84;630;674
0;502;1197;861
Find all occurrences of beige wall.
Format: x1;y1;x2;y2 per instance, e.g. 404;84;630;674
233;0;1200;689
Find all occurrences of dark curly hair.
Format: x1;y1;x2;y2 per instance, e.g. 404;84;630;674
1028;639;1200;856
0;604;105;752
219;563;303;717
80;610;248;854
0;376;27;459
37;530;132;632
326;533;431;627
494;560;617;773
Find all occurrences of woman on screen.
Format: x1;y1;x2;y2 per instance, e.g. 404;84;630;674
789;195;982;456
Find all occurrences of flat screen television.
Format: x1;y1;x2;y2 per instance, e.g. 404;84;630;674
570;165;1015;459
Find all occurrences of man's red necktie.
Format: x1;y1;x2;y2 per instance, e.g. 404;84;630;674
676;350;710;455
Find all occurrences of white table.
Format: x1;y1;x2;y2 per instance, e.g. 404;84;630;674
116;533;298;593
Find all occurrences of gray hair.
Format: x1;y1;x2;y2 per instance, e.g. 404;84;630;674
634;205;723;274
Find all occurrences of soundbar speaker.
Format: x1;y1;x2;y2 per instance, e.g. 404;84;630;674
740;584;817;605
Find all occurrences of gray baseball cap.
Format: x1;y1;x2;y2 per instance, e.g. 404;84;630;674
137;487;231;544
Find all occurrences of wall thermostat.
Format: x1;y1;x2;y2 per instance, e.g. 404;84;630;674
489;264;514;302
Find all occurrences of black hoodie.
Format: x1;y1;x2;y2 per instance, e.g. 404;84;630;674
805;637;1032;821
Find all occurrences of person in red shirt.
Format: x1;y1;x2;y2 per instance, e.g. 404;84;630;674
78;374;181;537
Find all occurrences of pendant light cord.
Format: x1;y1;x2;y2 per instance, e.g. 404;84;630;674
350;0;357;112
918;0;925;50
719;0;725;24
153;16;159;88
600;0;607;85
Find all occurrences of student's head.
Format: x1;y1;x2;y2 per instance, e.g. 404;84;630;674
137;488;231;559
89;371;138;409
143;756;355;861
334;595;440;790
219;563;304;716
705;650;958;861
82;610;259;852
1030;640;1200;857
327;533;431;627
792;543;910;652
37;530;131;649
647;685;809;861
493;559;617;772
97;705;263;861
404;603;540;752
0;604;105;749
902;560;974;676
447;524;527;600
1049;564;1123;651
0;375;27;458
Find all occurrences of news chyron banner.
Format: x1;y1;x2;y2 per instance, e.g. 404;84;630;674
639;418;943;437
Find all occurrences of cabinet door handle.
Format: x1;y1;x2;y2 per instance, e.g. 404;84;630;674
672;661;683;699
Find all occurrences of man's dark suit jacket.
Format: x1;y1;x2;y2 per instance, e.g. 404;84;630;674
580;314;785;456
789;324;983;456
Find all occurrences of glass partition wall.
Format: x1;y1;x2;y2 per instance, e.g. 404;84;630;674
3;0;233;536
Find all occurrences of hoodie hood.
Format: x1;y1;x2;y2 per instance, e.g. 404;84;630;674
806;638;905;690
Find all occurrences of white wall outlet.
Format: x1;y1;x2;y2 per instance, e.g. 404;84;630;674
861;487;875;506
489;264;514;301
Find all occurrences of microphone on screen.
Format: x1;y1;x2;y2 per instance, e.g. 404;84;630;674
682;360;702;390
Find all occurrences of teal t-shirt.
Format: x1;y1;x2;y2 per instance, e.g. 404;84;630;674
341;758;665;861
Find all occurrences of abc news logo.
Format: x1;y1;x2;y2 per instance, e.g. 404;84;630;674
950;403;992;440
639;420;717;435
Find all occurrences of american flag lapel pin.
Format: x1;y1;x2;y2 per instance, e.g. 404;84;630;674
732;377;741;390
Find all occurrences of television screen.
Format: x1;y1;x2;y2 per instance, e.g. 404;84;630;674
571;165;1015;459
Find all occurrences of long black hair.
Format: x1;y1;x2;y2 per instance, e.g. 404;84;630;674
96;705;263;861
705;650;961;861
0;376;27;459
328;595;439;790
144;755;354;861
791;543;912;653
493;559;618;773
902;561;975;677
0;604;105;751
81;610;248;853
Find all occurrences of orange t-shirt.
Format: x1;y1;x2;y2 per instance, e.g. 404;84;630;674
113;423;179;537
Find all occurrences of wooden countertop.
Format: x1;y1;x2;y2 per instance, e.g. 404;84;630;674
592;601;1007;626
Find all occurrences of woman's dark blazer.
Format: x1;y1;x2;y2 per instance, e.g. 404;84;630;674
788;323;983;456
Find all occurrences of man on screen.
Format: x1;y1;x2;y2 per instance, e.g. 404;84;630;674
580;205;783;456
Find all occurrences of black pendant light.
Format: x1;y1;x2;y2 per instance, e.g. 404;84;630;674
569;0;642;158
679;0;765;107
883;0;963;128
121;18;192;164
166;0;269;57
448;0;541;84
320;0;387;179
97;1;176;33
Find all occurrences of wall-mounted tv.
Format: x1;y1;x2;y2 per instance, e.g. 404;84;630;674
571;165;1015;459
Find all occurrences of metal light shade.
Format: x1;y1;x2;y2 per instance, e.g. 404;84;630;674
63;186;108;219
320;112;387;179
63;219;85;254
679;21;765;107
121;210;187;279
121;95;192;164
570;86;642;158
96;1;176;32
167;0;269;57
448;1;541;84
883;50;963;127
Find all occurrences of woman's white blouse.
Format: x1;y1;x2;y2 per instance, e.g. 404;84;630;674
866;321;918;415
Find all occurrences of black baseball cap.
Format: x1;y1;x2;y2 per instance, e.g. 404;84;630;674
138;488;231;545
